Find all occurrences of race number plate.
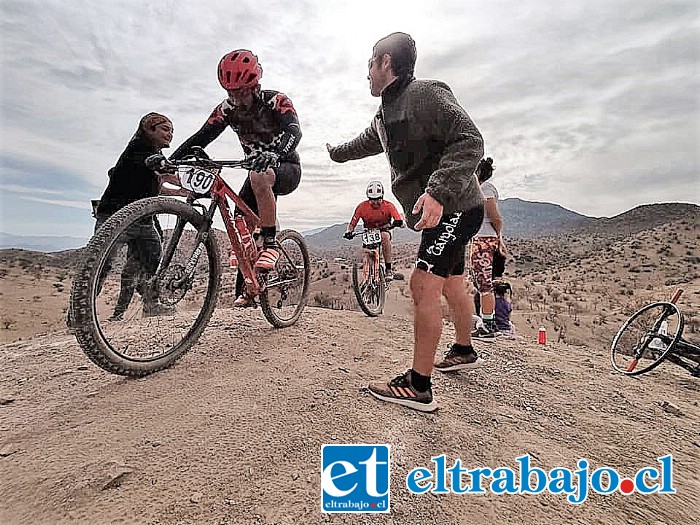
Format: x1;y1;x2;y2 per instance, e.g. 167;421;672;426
178;166;217;194
362;229;382;245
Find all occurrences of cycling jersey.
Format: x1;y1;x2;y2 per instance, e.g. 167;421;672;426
350;200;402;230
170;90;301;163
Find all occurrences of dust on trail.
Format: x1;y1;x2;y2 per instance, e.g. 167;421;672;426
1;305;698;525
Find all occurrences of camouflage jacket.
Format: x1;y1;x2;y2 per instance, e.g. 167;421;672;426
329;77;484;229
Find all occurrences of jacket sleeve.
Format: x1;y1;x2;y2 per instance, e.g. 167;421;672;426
417;84;484;207
169;105;228;160
328;115;383;162
270;92;302;156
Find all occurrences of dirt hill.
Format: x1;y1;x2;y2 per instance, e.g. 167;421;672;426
0;202;698;524
1;304;698;525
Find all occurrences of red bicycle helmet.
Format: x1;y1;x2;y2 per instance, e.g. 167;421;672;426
218;49;262;90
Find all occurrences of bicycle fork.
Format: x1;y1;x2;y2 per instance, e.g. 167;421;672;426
156;201;213;287
626;290;683;372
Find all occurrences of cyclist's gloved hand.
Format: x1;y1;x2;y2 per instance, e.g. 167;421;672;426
393;219;404;228
343;231;353;240
247;151;280;173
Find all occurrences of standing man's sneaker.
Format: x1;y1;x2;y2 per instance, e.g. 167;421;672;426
435;344;483;372
367;370;437;412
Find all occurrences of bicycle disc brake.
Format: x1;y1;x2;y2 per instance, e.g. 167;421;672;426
157;263;192;305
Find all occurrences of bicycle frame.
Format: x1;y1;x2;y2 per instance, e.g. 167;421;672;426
156;159;266;297
362;243;382;284
618;289;700;377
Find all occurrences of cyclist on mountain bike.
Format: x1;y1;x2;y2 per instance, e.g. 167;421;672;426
170;49;302;287
344;181;403;279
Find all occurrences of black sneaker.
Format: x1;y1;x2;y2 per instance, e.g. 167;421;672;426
434;345;483;372
367;370;437;412
484;319;502;336
471;326;497;340
143;303;175;318
108;311;125;322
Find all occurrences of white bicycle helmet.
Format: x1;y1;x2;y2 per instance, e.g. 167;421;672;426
366;180;384;199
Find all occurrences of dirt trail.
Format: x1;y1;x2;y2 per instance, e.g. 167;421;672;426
1;304;698;525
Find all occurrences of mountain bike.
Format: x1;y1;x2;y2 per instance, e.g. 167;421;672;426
347;225;395;317
610;289;699;377
70;149;310;376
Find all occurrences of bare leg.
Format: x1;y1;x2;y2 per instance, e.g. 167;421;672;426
442;275;474;346
410;268;445;376
250;169;276;228
381;231;392;265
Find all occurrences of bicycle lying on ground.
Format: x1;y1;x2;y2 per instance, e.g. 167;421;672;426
610;289;699;377
346;225;396;317
70;148;310;376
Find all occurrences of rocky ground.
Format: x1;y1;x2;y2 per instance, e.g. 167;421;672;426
1;300;698;525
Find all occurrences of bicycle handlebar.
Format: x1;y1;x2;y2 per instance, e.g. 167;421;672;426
146;153;247;171
346;223;398;239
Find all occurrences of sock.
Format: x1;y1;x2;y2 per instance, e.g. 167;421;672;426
451;343;474;355
385;262;392;272
410;369;431;392
261;226;276;248
482;313;494;321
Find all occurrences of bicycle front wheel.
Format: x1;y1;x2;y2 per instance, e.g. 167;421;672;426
352;255;385;317
259;229;310;328
610;302;683;376
70;197;221;376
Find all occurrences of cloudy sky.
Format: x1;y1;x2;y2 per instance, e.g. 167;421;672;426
1;0;698;239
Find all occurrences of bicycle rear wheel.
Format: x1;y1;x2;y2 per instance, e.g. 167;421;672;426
259;229;310;328
610;302;683;376
70;197;221;376
352;255;385;317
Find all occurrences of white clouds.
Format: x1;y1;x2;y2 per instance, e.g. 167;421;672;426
0;0;698;237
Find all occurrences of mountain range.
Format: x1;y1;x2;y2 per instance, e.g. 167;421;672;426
0;232;87;253
303;199;698;249
1;199;696;252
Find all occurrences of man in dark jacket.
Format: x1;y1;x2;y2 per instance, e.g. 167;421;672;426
327;32;485;412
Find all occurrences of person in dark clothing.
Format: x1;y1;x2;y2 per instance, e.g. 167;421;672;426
327;32;485;412
94;112;185;321
170;50;302;306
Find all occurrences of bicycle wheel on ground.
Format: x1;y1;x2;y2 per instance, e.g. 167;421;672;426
70;197;221;376
352;257;385;317
259;229;310;328
610;301;683;376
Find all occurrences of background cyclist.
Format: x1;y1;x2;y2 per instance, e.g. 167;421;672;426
344;181;403;280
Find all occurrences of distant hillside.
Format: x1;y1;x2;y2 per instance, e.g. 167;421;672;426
304;200;698;249
498;198;593;237
0;232;87;252
572;202;699;239
305;198;594;248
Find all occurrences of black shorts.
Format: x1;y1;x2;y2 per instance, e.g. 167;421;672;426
415;206;484;278
239;161;301;215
